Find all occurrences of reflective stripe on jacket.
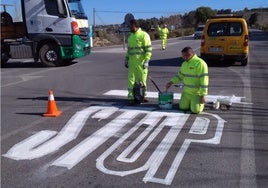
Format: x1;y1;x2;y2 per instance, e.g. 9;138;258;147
158;27;169;39
126;28;152;64
171;54;209;96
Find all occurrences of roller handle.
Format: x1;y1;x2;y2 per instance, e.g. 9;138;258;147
148;76;162;93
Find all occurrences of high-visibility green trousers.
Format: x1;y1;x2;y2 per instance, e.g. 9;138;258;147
179;92;204;114
128;64;148;100
161;37;167;49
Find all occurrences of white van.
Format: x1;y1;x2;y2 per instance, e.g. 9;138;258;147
194;25;205;39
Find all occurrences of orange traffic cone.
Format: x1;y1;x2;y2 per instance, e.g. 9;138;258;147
43;90;62;117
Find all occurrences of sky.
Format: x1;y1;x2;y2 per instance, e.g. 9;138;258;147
1;0;267;25
84;0;268;25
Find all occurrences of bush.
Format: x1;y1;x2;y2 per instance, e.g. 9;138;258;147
149;32;160;40
183;28;195;36
94;30;108;39
172;29;183;37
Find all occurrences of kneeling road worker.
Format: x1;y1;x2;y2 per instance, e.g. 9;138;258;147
166;47;209;114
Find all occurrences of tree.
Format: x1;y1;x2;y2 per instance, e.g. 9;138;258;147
195;7;216;25
137;19;151;32
249;12;258;27
182;11;196;27
217;9;232;14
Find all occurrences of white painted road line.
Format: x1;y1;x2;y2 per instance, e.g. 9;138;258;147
189;117;209;135
1;69;56;88
104;90;250;104
143;112;225;185
3;98;228;186
51;107;153;169
3;106;103;160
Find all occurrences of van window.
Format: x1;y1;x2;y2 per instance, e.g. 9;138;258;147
207;22;243;36
229;22;243;36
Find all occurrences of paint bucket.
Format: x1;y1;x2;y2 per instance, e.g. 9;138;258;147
158;92;174;110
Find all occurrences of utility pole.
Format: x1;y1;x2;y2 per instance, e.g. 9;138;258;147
93;8;95;29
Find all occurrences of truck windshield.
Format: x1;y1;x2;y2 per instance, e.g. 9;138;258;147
68;0;87;19
196;26;204;31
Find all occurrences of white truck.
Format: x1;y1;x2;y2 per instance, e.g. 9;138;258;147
1;0;91;67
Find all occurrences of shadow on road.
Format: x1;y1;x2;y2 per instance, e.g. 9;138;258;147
17;96;128;103
206;60;233;67
249;30;268;41
2;61;45;68
149;56;235;68
1;60;78;68
16;96;164;116
150;57;183;67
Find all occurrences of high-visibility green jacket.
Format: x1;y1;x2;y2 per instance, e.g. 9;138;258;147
158;27;169;39
126;28;152;64
171;54;209;96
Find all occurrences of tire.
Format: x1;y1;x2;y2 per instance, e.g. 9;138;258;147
241;57;248;66
39;43;62;67
1;52;9;66
1;41;10;66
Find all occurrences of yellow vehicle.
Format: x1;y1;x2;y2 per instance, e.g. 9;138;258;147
200;15;249;66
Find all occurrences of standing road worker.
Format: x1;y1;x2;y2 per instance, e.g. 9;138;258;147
158;23;169;50
125;19;152;105
165;47;209;114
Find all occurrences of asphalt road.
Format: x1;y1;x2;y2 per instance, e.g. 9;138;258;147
1;31;268;188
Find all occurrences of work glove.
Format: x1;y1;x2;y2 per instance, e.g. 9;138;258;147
124;60;128;68
143;60;149;69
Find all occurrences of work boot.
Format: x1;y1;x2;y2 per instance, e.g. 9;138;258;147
128;100;136;106
143;98;149;103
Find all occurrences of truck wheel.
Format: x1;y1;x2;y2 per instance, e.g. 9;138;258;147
1;42;10;66
241;57;248;66
1;52;10;66
39;43;62;67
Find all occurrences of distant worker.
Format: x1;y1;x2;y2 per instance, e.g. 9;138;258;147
125;19;152;105
158;23;169;50
165;47;209;114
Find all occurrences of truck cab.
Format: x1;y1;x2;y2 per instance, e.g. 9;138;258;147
1;0;91;67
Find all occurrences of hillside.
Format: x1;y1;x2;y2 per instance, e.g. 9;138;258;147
93;8;268;47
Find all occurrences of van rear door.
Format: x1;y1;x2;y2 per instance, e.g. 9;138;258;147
206;22;227;54
206;21;244;55
226;22;244;55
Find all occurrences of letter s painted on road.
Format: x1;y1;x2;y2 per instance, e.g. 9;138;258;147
3;106;226;186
